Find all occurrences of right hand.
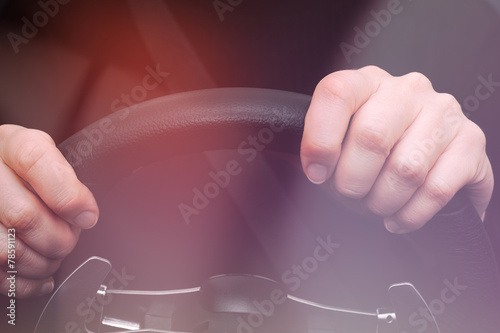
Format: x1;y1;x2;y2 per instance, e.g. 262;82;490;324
0;125;99;298
300;67;493;233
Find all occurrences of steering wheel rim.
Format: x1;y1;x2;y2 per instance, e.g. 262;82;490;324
59;88;306;200
54;88;500;333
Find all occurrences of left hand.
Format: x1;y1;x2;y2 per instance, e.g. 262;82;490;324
300;66;494;233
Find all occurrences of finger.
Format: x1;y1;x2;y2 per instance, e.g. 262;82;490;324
0;159;81;260
332;72;434;198
0;225;63;280
300;66;389;184
464;155;494;221
0;270;54;298
384;122;492;233
363;93;463;215
0;125;99;228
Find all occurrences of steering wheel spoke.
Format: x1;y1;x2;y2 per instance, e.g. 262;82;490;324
37;256;443;333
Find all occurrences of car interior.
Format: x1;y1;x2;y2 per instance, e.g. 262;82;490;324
1;0;500;332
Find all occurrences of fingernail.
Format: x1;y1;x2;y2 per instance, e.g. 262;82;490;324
39;280;54;295
74;211;98;229
385;219;402;234
306;163;328;184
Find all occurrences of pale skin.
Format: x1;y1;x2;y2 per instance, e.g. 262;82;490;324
0;66;494;298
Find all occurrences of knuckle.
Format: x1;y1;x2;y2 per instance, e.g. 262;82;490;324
28;128;54;144
0;124;22;138
12;241;34;271
464;122;487;150
364;201;384;216
0;271;38;298
0;236;59;278
14;279;39;298
46;232;78;259
317;73;354;107
0;235;29;271
402;72;432;91
0;272;11;294
51;186;82;214
391;159;427;188
303;139;340;162
353;124;392;157
360;65;388;77
7;130;51;175
425;180;454;208
437;93;461;111
19;252;61;278
3;201;38;233
364;198;392;217
335;184;367;199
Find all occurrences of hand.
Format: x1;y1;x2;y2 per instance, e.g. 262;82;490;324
300;66;494;233
0;125;99;298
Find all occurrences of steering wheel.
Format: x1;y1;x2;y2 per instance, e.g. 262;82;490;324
34;88;500;333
